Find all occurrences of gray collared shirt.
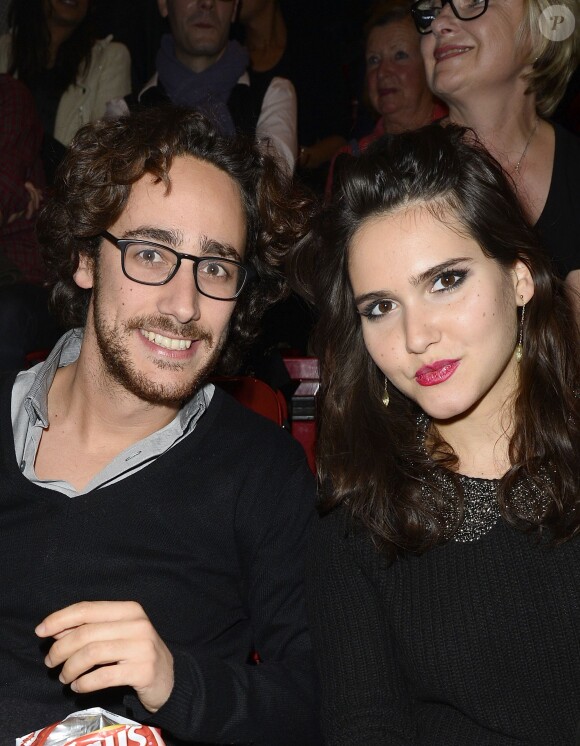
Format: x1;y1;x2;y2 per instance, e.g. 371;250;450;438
11;329;214;496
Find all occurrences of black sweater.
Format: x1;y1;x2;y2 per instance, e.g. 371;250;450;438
306;505;580;745
0;373;321;745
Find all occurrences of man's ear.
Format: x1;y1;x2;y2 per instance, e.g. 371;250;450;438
74;253;95;290
157;0;168;19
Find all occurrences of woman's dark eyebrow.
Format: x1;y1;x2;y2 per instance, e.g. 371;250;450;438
410;257;472;286
354;257;472;305
353;289;389;306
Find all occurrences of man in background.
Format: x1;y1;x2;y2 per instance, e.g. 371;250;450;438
134;0;297;173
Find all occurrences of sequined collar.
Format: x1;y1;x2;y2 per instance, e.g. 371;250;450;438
417;415;548;543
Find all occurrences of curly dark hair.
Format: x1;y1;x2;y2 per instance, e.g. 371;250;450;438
7;0;97;95
289;122;580;560
37;104;314;373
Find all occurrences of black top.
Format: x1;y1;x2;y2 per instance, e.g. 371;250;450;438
306;503;580;745
535;122;580;279
0;376;321;745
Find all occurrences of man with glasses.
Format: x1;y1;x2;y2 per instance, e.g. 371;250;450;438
0;106;320;744
132;0;297;174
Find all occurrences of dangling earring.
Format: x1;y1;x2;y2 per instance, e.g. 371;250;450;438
515;298;525;363
382;377;390;408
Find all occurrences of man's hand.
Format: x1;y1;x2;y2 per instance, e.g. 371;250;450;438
6;181;43;224
23;181;43;219
35;601;174;713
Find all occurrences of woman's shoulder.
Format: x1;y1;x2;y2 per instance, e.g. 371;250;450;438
314;504;386;565
91;36;131;64
0;34;12;70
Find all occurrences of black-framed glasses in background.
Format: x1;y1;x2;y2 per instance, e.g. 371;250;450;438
411;0;489;34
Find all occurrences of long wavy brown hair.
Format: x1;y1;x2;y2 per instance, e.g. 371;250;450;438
289;123;580;561
8;0;97;95
38;105;314;373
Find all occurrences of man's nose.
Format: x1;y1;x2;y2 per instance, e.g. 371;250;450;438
157;261;202;324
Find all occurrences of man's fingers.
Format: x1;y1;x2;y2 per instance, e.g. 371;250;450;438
44;617;154;668
36;600;174;712
57;638;155;687
36;600;146;637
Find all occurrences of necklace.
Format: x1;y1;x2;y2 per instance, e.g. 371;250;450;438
514;117;539;173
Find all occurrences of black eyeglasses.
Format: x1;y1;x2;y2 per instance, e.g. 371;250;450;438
100;231;254;301
411;0;489;34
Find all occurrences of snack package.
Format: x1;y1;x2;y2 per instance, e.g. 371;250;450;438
16;708;165;746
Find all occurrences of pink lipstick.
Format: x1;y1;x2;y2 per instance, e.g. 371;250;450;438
415;359;459;387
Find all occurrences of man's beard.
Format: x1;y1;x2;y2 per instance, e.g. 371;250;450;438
92;291;226;407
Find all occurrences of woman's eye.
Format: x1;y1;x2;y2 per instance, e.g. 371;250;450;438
431;270;467;292
360;299;397;318
366;54;380;67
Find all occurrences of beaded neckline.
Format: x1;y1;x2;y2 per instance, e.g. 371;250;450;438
417;416;548;543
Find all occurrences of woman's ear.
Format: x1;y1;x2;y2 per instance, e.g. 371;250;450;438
513;260;534;305
74;253;95;290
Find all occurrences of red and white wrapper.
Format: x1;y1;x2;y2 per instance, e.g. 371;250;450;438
16;707;165;746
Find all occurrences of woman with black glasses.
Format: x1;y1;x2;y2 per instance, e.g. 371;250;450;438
412;0;580;318
291;124;580;744
412;0;580;320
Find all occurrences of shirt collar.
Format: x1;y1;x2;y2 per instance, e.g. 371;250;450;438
23;328;211;432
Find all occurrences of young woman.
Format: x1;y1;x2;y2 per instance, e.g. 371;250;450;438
290;123;580;744
0;0;131;180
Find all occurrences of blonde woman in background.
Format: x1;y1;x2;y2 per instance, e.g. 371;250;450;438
413;0;580;314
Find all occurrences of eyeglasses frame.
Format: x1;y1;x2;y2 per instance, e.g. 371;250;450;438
99;230;255;301
411;0;489;34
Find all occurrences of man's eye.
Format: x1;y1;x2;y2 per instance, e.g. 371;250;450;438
432;270;467;292
136;249;164;264
201;261;229;278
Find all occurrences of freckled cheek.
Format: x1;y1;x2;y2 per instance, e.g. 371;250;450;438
362;327;399;370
